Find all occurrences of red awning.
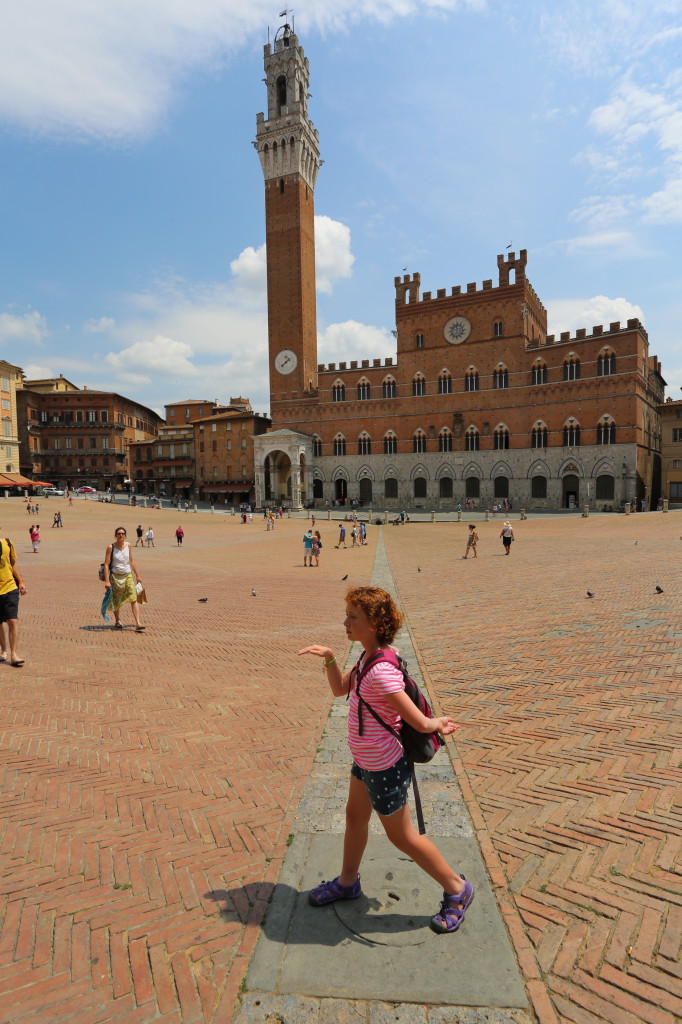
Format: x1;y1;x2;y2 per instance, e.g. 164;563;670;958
0;473;35;486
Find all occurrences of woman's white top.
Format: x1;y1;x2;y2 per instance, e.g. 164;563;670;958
110;543;132;574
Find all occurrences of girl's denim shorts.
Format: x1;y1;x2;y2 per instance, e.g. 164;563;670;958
351;754;411;816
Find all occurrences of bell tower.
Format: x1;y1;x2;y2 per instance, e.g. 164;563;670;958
255;22;321;408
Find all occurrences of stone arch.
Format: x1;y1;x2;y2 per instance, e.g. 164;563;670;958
382;464;398;481
463;461;482;479
331;466;349;482
558;458;584;478
491;460;513;479
526;459;550;479
435;462;456;480
593;456;617;476
410;463;430;481
312;467;326;481
356;464;375;482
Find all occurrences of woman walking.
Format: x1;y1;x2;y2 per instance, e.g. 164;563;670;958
175;525;184;546
29;524;40;554
103;527;146;632
312;530;322;566
500;521;514;555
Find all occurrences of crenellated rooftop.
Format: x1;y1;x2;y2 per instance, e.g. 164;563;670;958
527;318;647;350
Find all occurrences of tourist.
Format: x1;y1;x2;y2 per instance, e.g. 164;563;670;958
29;524;40;554
303;529;314;566
500;521;514;555
102;527;145;632
297;586;472;934
135;524;144;547
175;525;184;546
312;530;322;566
145;526;155;547
0;534;27;667
337;523;347;549
463;524;478;559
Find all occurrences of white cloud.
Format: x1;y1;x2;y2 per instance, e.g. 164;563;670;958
105;336;199;385
570;194;637;229
84;316;116;334
0;310;48;345
547;295;645;337
22;363;54;379
318;320;395;363
230;245;266;294
548;230;642;258
0;1;483;139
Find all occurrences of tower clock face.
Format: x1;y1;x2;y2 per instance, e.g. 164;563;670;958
444;316;471;344
274;349;298;375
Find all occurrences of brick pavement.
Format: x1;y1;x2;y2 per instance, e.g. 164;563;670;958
1;501;681;1023
384;513;682;1024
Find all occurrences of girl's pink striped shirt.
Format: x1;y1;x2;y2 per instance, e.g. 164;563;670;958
347;654;405;770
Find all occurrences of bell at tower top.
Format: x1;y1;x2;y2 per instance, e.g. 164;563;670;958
255;19;321;191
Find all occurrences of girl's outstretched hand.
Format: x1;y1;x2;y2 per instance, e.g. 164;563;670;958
433;716;460;737
298;645;333;661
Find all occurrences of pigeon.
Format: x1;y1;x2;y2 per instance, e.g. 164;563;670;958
198;598;208;603
634;541;638;546
655;585;664;594
417;567;421;573
251;589;257;596
587;591;594;598
341;575;348;581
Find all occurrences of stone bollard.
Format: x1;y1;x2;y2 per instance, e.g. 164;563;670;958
210;505;214;514
194;504;198;513
663;499;669;513
457;509;462;521
287;509;291;518
327;509;331;520
431;510;435;523
368;509;372;522
485;509;489;521
582;504;589;518
383;511;388;524
307;510;310;520
4;490;8;499
520;509;527;521
625;502;631;515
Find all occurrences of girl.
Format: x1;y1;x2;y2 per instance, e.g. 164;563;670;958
298;586;474;934
312;530;322;566
29;524;40;553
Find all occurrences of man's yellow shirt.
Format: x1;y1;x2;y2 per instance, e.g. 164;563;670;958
0;539;18;596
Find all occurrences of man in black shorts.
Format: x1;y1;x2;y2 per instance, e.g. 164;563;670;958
0;535;27;667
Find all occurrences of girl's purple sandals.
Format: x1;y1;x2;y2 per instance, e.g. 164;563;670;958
308;875;362;906
430;877;474;933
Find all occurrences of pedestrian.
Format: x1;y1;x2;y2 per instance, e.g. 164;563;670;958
52;513;60;528
463;524;478;559
297;586;472;934
0;534;27;667
135;524;144;547
350;525;357;546
184;501;189;513
29;524;40;554
145;526;154;547
336;523;347;549
68;495;73;507
102;527;146;632
312;530;322;566
311;513;316;528
303;528;314;566
500;520;514;555
175;525;184;546
56;512;63;527
359;522;367;545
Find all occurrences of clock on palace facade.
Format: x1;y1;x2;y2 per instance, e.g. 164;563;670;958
443;316;471;344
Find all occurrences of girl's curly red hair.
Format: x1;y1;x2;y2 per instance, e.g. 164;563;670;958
345;586;403;646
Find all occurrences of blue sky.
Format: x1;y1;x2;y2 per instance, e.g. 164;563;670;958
1;0;681;416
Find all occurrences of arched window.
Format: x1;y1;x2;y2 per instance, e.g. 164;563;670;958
412;373;426;397
465;476;480;498
383;376;397;399
333;434;347;456
439;477;453;498
493;366;509;389
414;477;427;499
596;475;615;499
531;476;547;499
493;320;503;337
564;357;581;381
494;477;509;498
438;428;452;452
358;432;372;456
413;430;427;453
465;370;479;392
598;352;616;376
312;435;322;457
597;419;616;444
494;427;509;450
383;431;398;455
332;381;345;402
465;428;480;452
438;371;452;394
359;478;372;503
415;333;424;349
357;378;371;401
532;362;548;385
532;426;548;448
385;477;398;498
563;422;581;446
276;75;287;111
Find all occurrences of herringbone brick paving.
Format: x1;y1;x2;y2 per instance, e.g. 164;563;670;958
2;502;681;1023
0;503;374;1023
385;514;682;1024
